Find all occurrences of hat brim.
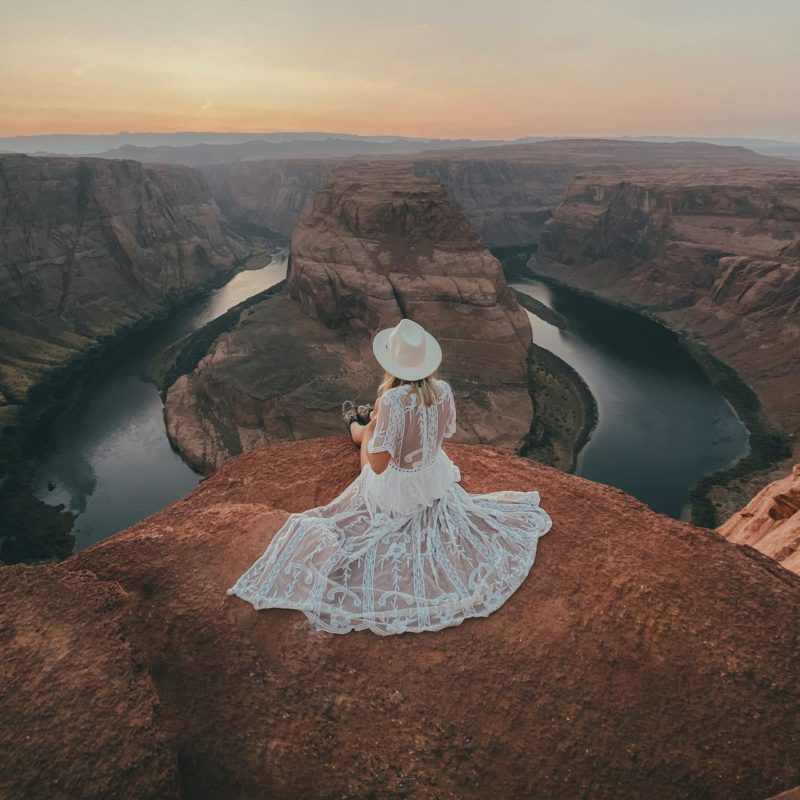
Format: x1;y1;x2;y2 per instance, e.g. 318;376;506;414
372;325;442;381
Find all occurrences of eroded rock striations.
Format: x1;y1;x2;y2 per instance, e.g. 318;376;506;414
200;158;333;239
165;167;535;473
0;153;267;426
535;166;800;520
1;440;799;799
719;464;800;574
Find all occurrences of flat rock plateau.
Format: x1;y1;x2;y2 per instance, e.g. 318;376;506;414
1;440;798;800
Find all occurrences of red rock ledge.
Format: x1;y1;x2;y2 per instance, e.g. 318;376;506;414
1;440;799;800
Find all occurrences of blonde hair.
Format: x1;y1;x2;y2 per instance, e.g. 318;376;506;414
377;371;441;407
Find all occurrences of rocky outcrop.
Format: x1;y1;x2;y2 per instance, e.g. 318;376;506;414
719;464;800;574
0;153;270;425
1;439;799;799
165;167;535;473
534;166;800;519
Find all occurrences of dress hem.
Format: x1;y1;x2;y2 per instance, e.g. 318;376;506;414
226;513;551;636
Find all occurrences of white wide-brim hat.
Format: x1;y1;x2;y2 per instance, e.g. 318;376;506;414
372;318;442;381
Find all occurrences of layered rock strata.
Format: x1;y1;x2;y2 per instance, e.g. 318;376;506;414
0;153;268;428
200;158;332;239
165;167;534;472
2;440;799;799
0;153;273;561
719;464;800;574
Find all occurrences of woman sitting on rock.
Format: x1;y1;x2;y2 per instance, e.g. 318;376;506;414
227;319;552;635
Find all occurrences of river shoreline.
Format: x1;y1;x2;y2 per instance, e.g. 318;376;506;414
0;248;281;563
494;244;598;474
519;332;599;474
506;249;790;527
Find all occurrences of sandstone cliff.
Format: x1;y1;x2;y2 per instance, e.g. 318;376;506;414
200;140;776;248
200;158;332;239
1;440;798;799
411;138;773;246
0;153;270;426
719;464;800;574
0;153;274;561
164;167;535;473
534;166;800;520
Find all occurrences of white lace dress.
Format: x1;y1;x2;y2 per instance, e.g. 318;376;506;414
226;379;553;635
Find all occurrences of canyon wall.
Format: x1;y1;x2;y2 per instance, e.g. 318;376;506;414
164;167;536;473
200;159;332;239
535;166;800;520
410;157;576;245
0;153;274;562
0;153;270;427
2;440;799;799
199;140;776;248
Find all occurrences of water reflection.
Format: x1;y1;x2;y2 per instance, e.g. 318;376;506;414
512;277;749;517
36;253;288;550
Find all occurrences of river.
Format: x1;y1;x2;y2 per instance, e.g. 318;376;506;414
35;252;289;551
511;276;750;518
34;252;749;551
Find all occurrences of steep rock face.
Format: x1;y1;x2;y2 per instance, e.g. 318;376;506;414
165;167;534;473
200;159;332;238
0;154;266;421
1;440;799;799
411;139;773;246
719;464;800;574
538;169;800;306
534;166;800;516
411;158;578;245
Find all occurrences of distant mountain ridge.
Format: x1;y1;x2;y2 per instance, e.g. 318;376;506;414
2;130;799;159
0;131;516;157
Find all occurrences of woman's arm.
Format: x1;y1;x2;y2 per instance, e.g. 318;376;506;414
364;416;391;474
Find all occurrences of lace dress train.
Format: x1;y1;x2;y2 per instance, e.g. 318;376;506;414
227;380;553;635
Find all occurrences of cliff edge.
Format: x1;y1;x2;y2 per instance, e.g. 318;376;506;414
2;440;798;800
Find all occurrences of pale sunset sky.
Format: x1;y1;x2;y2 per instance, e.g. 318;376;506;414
1;0;798;139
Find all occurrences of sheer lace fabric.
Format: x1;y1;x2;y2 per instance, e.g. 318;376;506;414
227;379;553;635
